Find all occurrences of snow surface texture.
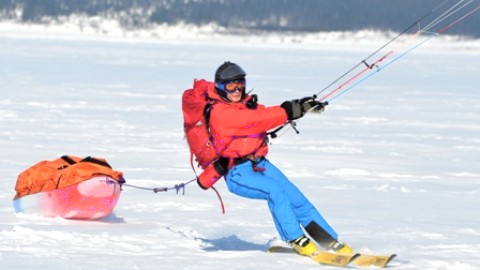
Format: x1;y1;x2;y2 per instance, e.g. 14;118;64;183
1;26;480;270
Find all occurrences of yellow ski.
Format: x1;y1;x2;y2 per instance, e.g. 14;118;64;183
268;246;359;267
311;251;360;267
268;246;396;268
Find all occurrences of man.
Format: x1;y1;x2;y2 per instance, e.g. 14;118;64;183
196;61;352;256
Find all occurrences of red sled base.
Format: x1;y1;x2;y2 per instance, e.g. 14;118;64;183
13;176;122;220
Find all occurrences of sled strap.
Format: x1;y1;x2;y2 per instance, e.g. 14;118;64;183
61;155;77;165
80;156;112;168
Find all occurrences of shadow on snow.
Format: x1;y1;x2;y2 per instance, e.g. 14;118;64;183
195;235;273;252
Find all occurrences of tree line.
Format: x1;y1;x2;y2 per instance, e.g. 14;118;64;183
0;0;479;37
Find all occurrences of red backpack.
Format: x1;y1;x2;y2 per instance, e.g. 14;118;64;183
182;79;218;170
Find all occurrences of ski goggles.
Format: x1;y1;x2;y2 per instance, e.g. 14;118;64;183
216;79;246;94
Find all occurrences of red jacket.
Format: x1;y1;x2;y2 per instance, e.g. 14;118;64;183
207;87;288;160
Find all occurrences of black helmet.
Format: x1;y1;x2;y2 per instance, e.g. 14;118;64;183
214;61;246;83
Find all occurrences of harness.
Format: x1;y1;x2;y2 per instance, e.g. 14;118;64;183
233;154;265;172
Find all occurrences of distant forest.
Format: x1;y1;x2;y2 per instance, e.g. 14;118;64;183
1;0;479;37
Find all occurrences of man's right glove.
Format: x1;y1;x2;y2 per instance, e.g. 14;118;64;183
197;157;229;190
281;96;327;120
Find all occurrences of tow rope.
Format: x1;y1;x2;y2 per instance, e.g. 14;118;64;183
123;179;226;214
316;0;480;103
123;179;195;194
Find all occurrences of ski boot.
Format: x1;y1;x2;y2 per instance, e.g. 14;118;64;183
328;240;354;254
291;235;318;256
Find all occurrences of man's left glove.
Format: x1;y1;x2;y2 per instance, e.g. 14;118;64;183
281;96;327;120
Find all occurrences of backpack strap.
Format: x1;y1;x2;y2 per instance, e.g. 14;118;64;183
190;152;198;176
203;102;214;143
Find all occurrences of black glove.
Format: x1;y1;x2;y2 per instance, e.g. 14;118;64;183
281;96;326;120
246;94;258;109
214;156;229;175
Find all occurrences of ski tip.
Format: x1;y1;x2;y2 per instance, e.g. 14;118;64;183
353;253;398;268
267;246;293;254
350;253;361;263
386;254;397;265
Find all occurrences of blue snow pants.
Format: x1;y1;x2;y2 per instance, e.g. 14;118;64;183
225;158;338;242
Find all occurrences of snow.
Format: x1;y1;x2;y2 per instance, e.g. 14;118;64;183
1;25;480;270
